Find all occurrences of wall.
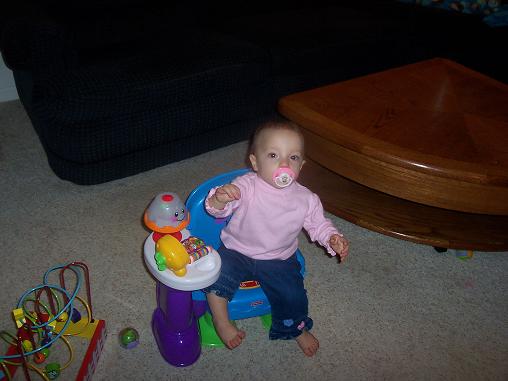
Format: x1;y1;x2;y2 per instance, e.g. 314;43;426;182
0;55;18;102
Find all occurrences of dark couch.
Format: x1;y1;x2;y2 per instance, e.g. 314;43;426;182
1;0;506;184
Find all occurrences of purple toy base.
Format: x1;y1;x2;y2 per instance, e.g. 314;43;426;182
152;308;201;367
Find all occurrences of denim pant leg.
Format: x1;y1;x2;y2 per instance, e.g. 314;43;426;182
256;254;313;340
202;245;254;301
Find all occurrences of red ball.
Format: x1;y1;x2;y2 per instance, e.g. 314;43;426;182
34;352;46;364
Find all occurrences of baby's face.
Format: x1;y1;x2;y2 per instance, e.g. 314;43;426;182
249;128;305;188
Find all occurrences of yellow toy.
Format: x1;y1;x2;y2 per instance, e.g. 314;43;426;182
12;308;26;328
155;235;190;277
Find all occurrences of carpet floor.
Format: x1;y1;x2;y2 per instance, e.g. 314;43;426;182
0;100;507;381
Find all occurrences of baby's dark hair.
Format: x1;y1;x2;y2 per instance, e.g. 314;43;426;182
249;118;305;155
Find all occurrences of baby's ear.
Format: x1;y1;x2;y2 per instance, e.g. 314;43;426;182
249;154;258;171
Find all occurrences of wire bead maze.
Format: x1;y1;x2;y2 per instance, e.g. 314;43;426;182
0;262;95;381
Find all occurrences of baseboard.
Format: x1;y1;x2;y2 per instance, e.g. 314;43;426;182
0;56;19;102
0;86;19;102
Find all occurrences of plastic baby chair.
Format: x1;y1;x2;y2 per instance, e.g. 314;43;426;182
186;168;306;346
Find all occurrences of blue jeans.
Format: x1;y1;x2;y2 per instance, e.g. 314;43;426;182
203;245;313;340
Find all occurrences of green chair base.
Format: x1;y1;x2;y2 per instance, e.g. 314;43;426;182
198;312;272;347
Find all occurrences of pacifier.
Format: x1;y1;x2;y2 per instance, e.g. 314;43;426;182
273;166;295;188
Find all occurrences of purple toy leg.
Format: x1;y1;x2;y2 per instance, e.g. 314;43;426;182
152;282;201;366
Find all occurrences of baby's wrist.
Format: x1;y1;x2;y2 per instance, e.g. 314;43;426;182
212;193;227;210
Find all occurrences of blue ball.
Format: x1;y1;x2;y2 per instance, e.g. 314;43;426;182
41;337;52;348
70;309;82;323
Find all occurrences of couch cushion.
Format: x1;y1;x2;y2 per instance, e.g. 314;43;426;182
218;6;416;69
34;82;272;165
211;5;430;95
31;28;272;163
37;28;270;120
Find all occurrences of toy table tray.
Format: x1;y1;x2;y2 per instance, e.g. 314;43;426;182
144;233;221;291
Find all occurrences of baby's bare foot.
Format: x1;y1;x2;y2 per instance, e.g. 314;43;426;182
213;318;246;349
296;330;319;357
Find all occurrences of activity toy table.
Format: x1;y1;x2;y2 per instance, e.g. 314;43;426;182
144;233;221;366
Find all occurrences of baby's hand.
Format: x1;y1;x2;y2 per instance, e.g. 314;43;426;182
329;234;349;262
212;184;241;209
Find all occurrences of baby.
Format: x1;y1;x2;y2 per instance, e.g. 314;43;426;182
204;120;349;357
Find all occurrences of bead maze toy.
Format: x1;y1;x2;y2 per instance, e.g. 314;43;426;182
0;262;106;381
143;169;305;367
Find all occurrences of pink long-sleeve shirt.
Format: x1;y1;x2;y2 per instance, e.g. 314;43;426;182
205;172;341;260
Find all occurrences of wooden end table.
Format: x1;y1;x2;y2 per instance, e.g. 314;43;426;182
279;58;508;251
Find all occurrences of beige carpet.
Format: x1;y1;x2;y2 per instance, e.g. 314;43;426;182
1;100;507;381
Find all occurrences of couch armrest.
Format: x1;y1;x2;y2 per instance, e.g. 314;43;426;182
0;4;76;77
